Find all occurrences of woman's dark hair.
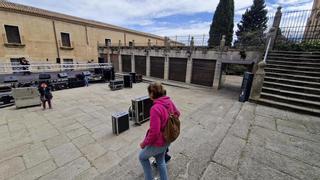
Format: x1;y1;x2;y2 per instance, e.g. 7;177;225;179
148;82;166;99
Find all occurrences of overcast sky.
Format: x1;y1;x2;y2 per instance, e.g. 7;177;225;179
9;0;314;38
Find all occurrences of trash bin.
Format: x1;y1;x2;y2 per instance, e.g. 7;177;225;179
239;72;254;102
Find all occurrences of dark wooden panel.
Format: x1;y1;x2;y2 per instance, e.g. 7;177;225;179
122;55;131;73
110;54;119;72
150;56;165;79
135;56;146;75
169;58;187;82
191;59;216;86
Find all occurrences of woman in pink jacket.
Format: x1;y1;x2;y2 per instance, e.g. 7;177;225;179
139;82;180;180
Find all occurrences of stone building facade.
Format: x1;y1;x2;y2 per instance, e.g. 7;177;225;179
0;1;165;65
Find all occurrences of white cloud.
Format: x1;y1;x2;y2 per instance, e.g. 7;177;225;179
10;0;253;26
8;0;316;37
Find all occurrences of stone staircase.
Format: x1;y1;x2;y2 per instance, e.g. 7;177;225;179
259;51;320;116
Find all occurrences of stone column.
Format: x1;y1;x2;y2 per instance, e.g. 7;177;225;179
107;48;111;63
185;56;193;83
269;7;282;50
250;61;266;101
146;53;151;77
118;53;123;73
212;59;222;89
131;53;135;73
213;35;226;89
164;55;169;80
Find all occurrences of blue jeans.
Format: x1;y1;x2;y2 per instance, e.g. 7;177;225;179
139;145;169;180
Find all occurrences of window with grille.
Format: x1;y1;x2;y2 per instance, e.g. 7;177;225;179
61;32;71;47
105;39;111;46
5;25;21;44
10;58;21;72
63;59;74;71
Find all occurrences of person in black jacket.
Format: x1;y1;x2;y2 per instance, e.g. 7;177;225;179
39;82;53;109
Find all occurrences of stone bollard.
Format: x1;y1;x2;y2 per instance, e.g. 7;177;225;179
249;61;267;101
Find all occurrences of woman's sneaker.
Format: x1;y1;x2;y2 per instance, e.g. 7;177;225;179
152;155;171;167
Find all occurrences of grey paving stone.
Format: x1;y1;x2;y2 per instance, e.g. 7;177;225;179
0;144;31;163
255;115;276;130
93;151;121;174
277;119;320;143
66;127;90;139
23;147;51;168
45;135;70;149
74;167;99;180
244;145;320;180
72;134;96;148
0;157;25;180
249;126;320;154
39;157;90;180
213;135;246;171
238;157;298;180
80;143;107;161
277;119;307;131
200;162;237;180
229;105;255;139
60;122;83;132
49;143;82;167
29;123;59;142
249;127;320;167
9;160;56;180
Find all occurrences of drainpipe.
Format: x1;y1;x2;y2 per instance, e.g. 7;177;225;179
52;20;60;59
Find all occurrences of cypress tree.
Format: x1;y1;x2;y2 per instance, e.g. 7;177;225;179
208;0;234;47
236;0;268;46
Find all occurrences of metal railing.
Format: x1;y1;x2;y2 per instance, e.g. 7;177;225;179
274;8;320;50
0;63;112;74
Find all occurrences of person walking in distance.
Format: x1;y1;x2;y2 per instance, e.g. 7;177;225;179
38;82;53;110
139;82;180;180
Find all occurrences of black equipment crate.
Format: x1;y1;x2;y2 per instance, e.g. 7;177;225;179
109;80;124;91
112;112;129;135
130;95;153;125
57;73;68;78
68;78;85;88
4;76;18;83
39;73;51;80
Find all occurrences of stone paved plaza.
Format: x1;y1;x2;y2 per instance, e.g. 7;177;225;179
0;80;320;180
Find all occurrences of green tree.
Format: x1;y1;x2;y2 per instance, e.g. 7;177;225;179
236;0;268;47
208;0;234;47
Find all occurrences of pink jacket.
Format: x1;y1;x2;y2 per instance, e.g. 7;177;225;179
142;96;180;147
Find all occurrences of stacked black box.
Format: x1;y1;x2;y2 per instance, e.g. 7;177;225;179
129;72;136;83
135;74;143;83
123;75;132;88
239;72;254;102
112;112;129;135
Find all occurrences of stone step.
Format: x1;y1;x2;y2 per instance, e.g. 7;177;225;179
260;92;320;110
266;60;320;67
257;98;320;116
267;64;320;72
263;81;320;95
266;56;320;63
264;76;320;89
265;72;320;83
268;52;320;59
265;67;320;77
262;87;320;102
270;51;320;55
